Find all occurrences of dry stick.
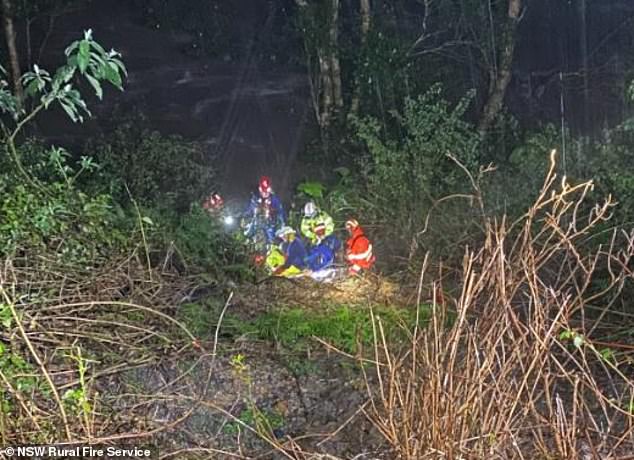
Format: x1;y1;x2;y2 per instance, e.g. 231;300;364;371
60;361;153;390
413;252;429;382
40;300;198;346
125;184;152;282
211;292;233;365
316;400;370;447
50;405;197;446
0;287;72;440
159;447;247;459
36;315;173;344
311;336;382;365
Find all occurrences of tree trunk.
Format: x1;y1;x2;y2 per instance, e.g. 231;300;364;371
478;0;521;135
329;0;343;111
350;0;371;116
579;0;590;134
1;0;23;110
25;17;32;69
319;51;333;126
295;0;341;128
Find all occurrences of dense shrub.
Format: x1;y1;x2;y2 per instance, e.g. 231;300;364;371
0;144;126;262
352;85;480;258
144;204;250;280
87;123;214;213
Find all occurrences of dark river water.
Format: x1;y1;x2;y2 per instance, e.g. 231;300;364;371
35;0;311;200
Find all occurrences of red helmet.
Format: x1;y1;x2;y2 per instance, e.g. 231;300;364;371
258;176;272;198
203;192;223;211
209;193;224;209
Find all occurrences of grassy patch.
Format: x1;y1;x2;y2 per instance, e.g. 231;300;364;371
231;304;431;354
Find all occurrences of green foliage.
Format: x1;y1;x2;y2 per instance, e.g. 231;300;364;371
508;125;560;174
232;304;429;354
88;123;214;212
559;329;585;349
166;205;249;278
0;32;132;263
590;120;634;224
223;406;284;436
17;29;125;122
294;167;366;218
480;124;564;218
354;85;480;242
297;180;326;200
0;30;126;192
0;143;125;260
0;340;45;414
0;304;12;329
62;347;93;418
177;299;222;338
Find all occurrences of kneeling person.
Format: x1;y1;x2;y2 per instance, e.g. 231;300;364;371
345;219;375;275
272;226;307;277
301;201;334;246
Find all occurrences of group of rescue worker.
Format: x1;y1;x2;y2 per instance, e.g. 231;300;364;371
204;176;375;278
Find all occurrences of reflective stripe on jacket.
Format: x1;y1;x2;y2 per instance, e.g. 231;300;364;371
346;226;375;270
301;210;334;244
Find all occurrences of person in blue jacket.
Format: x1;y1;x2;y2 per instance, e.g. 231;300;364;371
306;242;335;272
243;176;286;244
273;226;307;276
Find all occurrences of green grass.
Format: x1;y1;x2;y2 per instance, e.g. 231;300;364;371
177;294;438;355
231;304;432;354
223;406;284;435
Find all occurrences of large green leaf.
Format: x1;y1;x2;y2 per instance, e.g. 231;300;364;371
85;73;103;100
78;40;90;73
104;62;122;88
297;181;326;199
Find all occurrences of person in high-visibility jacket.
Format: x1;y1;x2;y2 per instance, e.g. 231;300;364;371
300;201;334;246
345;219;375;275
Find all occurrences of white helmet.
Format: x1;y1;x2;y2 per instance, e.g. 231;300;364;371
303;201;317;218
275;226;295;239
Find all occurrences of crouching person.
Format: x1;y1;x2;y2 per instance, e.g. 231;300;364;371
305;242;337;282
345;219;375;275
270;226;307;277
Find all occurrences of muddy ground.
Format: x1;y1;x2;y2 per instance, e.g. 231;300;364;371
97;277;405;458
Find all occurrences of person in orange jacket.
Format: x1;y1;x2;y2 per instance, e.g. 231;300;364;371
345;219;375;275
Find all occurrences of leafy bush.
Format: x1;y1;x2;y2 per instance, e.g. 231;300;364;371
0;144;125;262
481;124;565;218
87;123;214;213
591;119;634;225
0;31;131;263
353;85;480;254
155;205;249;279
